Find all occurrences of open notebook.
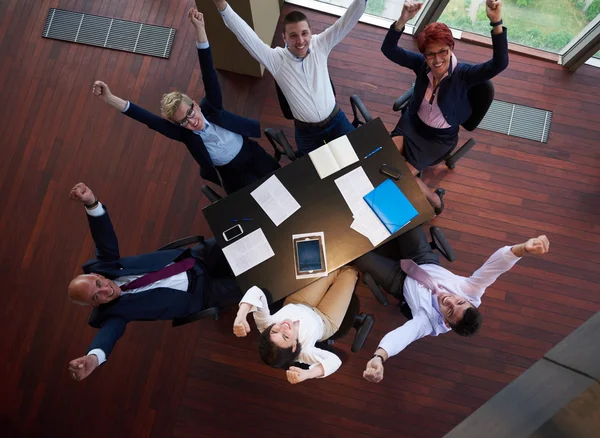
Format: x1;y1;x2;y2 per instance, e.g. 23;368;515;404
308;135;359;179
363;179;418;234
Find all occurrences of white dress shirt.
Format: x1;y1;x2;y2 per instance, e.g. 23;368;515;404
85;203;189;365
219;0;366;123
379;246;522;358
241;286;342;377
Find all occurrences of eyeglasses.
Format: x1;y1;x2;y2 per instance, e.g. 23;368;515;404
424;48;450;60
177;103;196;127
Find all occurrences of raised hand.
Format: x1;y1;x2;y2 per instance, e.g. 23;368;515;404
69;182;96;206
524;235;550;256
286;366;310;384
397;0;424;27
188;8;205;29
233;313;251;337
363;356;384;383
486;0;502;23
69;355;100;382
212;0;228;12
92;80;112;103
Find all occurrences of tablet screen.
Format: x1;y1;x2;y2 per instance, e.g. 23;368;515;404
296;239;323;272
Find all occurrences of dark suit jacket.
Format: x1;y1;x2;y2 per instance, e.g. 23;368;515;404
83;207;209;359
381;25;509;127
123;47;262;185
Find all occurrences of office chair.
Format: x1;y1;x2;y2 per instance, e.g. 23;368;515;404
361;226;456;315
157;235;220;327
318;294;374;353
201;185;222;204
393;80;495;169
266;94;374;161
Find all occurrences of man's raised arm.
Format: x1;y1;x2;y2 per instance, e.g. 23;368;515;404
213;0;279;73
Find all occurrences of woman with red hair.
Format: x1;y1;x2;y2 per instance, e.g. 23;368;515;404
381;0;508;214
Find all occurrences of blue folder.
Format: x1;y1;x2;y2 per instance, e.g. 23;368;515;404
363;179;418;234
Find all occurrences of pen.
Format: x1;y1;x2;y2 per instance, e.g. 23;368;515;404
231;218;253;222
364;146;382;159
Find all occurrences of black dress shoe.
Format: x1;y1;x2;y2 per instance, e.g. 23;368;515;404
434;188;445;215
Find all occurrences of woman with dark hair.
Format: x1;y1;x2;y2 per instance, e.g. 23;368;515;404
233;267;359;384
381;0;508;214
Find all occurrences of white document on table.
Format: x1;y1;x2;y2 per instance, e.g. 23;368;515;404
222;228;275;276
309;135;359;179
250;175;300;226
335;167;374;215
335;166;391;246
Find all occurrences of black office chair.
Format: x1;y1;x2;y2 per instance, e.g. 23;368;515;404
393;80;495;169
201;185;222;204
361;226;456;313
265;94;374;161
318;294;374;353
156;235;220;327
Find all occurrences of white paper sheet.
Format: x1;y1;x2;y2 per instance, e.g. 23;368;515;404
222;228;275;276
335;167;391;246
250;175;301;226
334;167;374;215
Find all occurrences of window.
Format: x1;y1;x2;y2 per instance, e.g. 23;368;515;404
439;0;600;54
316;0;427;23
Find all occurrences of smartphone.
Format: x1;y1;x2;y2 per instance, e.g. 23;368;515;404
223;224;244;242
380;164;402;180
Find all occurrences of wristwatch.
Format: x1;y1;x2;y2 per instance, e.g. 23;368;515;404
372;353;385;363
85;198;99;210
490;19;503;27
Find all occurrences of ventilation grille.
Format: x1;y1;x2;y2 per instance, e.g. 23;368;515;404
42;8;176;59
479;100;552;143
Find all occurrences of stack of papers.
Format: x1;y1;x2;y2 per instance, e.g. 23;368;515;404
308;135;359;179
251;175;301;226
222;228;275;276
334;167;391;246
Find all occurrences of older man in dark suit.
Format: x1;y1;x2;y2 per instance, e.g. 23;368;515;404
67;183;241;381
92;8;279;194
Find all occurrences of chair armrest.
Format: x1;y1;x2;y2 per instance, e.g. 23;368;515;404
172;307;219;327
430;226;456;262
361;272;389;306
350;95;373;127
201;185;223;204
158;236;205;251
393;85;414;112
265;128;297;161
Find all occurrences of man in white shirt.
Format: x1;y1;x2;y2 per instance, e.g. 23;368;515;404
212;0;367;155
355;226;549;383
233;267;370;384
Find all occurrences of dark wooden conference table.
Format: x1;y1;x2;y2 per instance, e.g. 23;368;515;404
203;118;435;301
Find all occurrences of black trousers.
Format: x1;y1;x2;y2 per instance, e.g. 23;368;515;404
217;138;280;194
188;238;242;311
353;226;440;298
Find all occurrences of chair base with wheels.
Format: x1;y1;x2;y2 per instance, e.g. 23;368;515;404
361;226;456;309
156;235;221;327
393;80;494;170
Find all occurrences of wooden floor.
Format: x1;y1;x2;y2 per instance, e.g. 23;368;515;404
1;1;599;437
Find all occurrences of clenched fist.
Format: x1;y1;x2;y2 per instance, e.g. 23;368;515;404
69;182;96;206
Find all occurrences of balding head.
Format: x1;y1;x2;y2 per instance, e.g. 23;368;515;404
68;273;121;307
